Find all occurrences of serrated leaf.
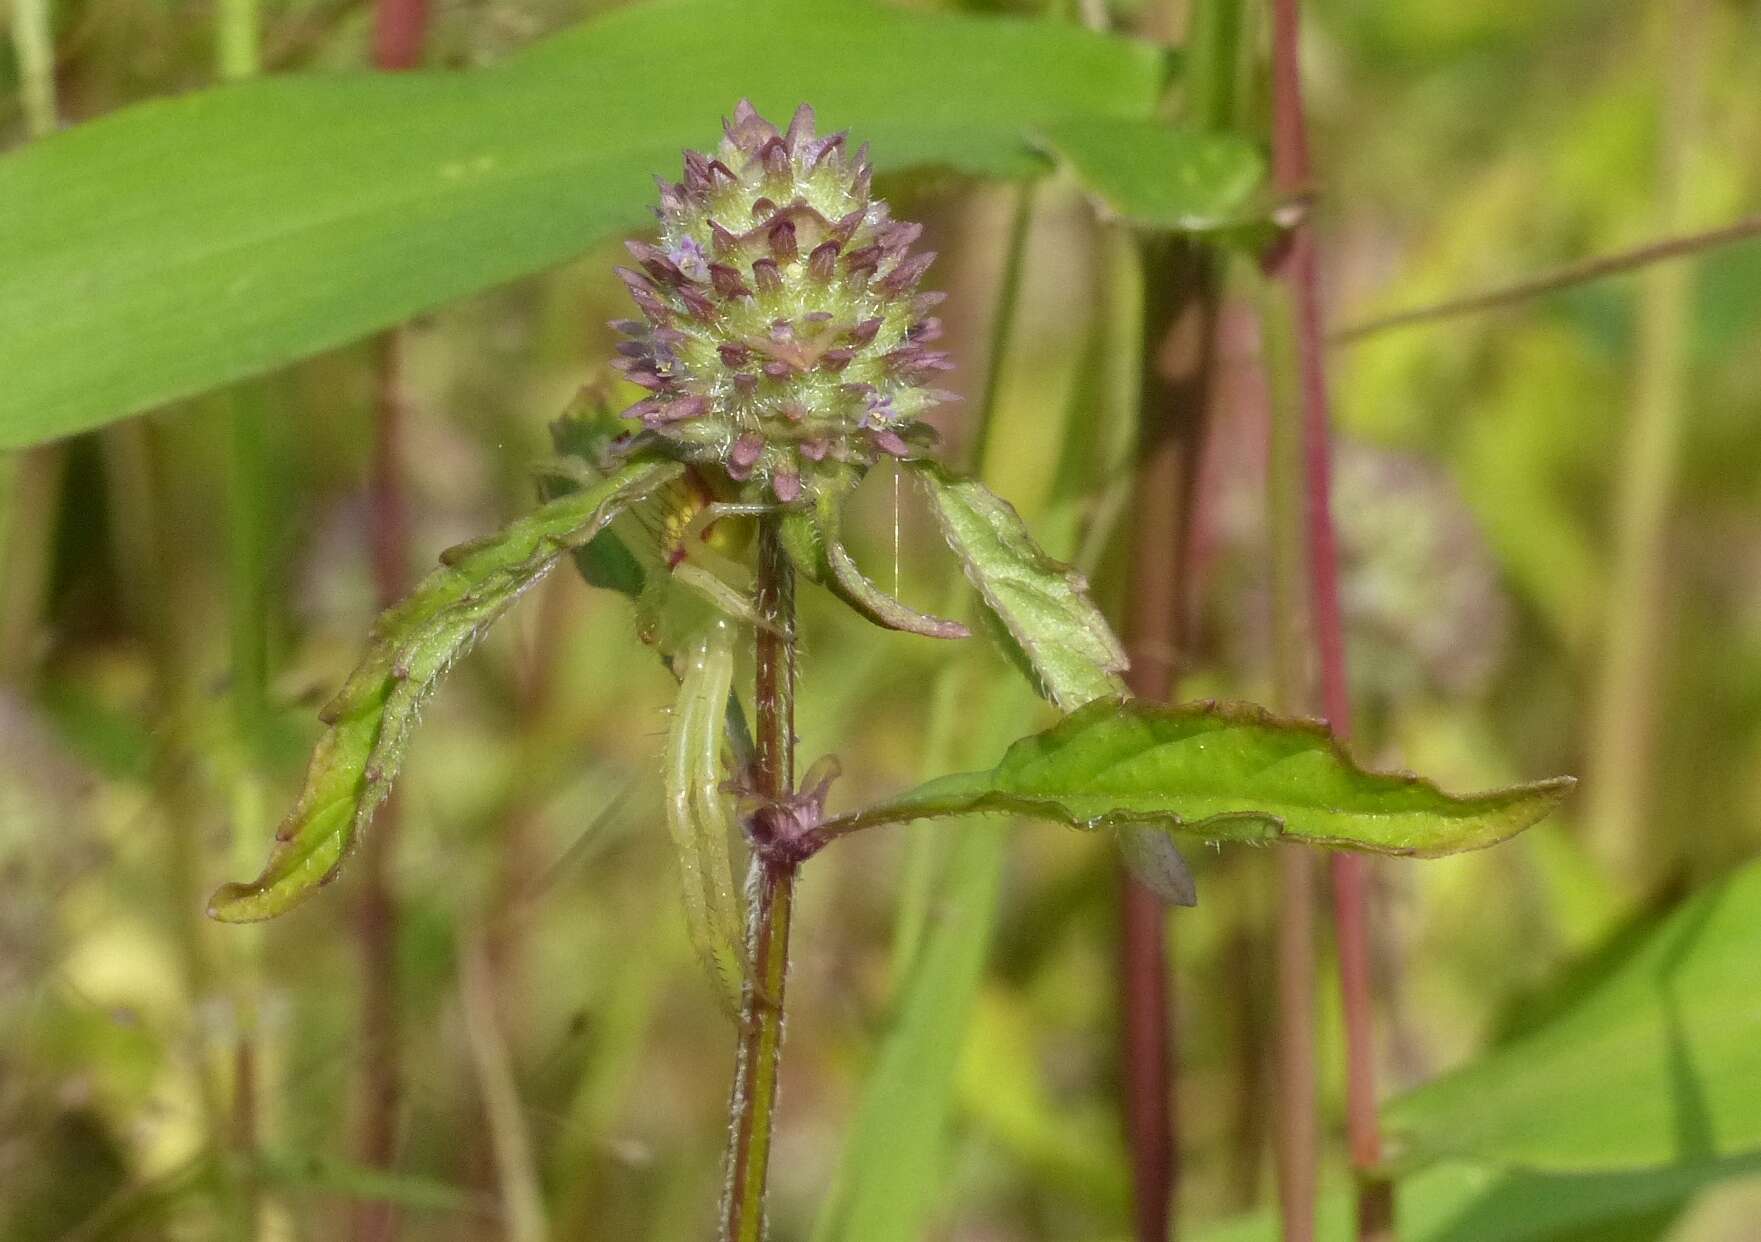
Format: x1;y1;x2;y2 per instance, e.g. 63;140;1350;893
819;697;1573;857
916;464;1127;710
0;0;1196;449
208;458;681;922
1381;854;1761;1173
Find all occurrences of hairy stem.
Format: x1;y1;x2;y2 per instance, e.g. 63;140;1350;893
721;517;798;1242
1266;0;1389;1235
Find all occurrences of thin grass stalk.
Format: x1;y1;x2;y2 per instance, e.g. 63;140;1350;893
214;6;271;1224
1584;0;1704;885
1332;212;1758;345
460;933;549;1242
890;183;1036;983
2;0;66;689
1266;0;1390;1235
720;516;799;1242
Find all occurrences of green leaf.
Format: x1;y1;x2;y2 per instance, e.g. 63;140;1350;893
1037;118;1266;231
547;402;650;600
810;821;1009;1242
1192;1155;1761;1242
811;484;970;640
820;696;1574;857
0;0;1185;449
1382;855;1761;1173
916;464;1127;710
207;458;681;922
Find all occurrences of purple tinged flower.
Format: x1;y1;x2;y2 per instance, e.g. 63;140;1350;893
609;103;950;504
808;242;840;281
768;220;798;263
771;471;802;503
709;263;751;299
870;429;910;457
727;433;764;479
751;258;783;295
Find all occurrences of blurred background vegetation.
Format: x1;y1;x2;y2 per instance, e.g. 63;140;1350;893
2;0;1760;1240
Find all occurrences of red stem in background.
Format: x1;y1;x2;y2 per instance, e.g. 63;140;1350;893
354;0;428;1210
352;329;416;1242
373;0;429;71
1119;237;1224;1241
1266;1;1391;1237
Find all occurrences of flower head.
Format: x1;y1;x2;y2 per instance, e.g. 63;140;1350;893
611;101;952;505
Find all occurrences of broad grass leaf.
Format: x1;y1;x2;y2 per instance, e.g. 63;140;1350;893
1382;855;1761;1172
0;0;1187;448
208;459;681;922
1191;1155;1761;1242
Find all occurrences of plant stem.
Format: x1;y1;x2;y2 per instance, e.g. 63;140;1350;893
351;7;428;1233
1332;213;1758;345
1266;0;1389;1235
2;0;65;689
1261;275;1318;1242
1117;232;1223;1242
1111;4;1245;1235
9;0;57;139
215;5;269;1225
352;331;415;1242
721;516;798;1242
217;0;260;80
1585;0;1703;885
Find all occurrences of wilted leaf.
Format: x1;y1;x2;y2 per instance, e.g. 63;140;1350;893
208;459;681;922
916;464;1126;710
820;697;1573;857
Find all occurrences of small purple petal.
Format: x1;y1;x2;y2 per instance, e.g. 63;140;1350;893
808;241;840;281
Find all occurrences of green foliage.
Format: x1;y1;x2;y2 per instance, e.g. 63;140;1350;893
207;459;680;921
919;464;1128;710
1194;1154;1761;1242
0;0;1191;449
1039;117;1265;231
798;480;971;640
821;696;1573;856
1383;853;1761;1172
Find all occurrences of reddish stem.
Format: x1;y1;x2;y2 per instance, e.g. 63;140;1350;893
1266;0;1391;1236
373;0;429;71
351;328;415;1242
1118;237;1224;1241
